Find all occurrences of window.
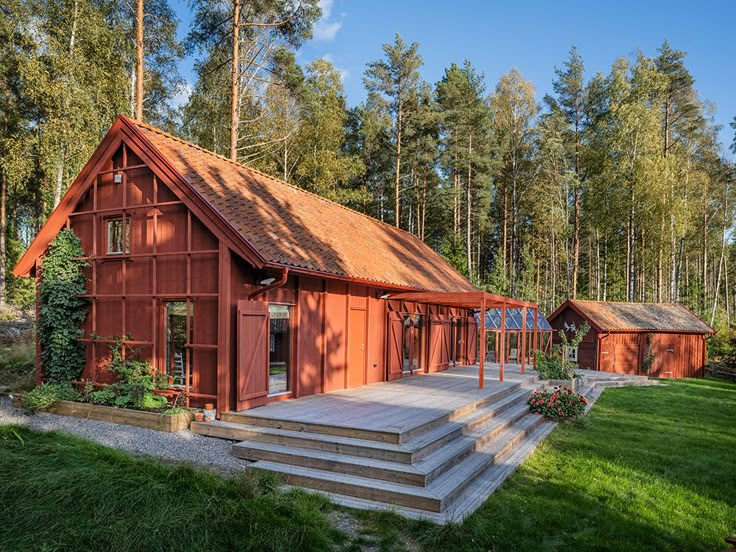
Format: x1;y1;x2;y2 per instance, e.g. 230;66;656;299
567;346;578;363
269;304;292;395
402;313;424;374
164;301;193;387
106;217;129;254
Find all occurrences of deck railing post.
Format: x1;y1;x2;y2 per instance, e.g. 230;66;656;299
533;307;539;369
479;297;486;389
499;304;505;382
521;306;526;374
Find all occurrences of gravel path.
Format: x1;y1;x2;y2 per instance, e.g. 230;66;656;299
0;395;249;473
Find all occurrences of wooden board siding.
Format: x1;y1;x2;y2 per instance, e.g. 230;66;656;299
552;304;708;378
70;143;219;407
22;117;483;415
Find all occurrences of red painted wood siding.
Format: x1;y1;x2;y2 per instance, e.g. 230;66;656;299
71;143;219;406
552;305;707;378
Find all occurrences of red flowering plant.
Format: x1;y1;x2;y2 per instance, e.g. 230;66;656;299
528;387;588;419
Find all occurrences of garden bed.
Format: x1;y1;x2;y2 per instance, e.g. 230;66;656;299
47;400;192;432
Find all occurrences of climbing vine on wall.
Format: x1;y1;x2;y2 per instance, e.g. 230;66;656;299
38;229;89;383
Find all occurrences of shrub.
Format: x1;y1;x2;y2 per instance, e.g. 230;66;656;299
535;322;590;380
82;337;169;410
38;229;89;383
23;383;82;411
528;387;588;419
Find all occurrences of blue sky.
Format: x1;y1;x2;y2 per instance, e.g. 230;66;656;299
171;0;735;156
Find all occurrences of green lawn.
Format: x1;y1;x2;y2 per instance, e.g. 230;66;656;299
1;378;735;551
357;378;736;551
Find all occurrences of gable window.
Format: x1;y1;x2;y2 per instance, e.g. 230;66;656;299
106;216;129;254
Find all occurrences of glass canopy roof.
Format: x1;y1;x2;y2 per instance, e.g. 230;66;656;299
475;308;553;331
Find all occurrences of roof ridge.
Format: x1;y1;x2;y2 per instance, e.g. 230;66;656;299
572;299;685;306
121;114;431;245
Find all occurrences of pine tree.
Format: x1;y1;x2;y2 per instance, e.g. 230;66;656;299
545;46;586;299
363;34;423;229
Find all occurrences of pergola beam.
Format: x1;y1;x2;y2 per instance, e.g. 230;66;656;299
386;290;544;389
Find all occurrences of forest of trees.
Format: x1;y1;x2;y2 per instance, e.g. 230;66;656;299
2;0;735;332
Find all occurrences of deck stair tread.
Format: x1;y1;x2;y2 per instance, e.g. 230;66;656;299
229;400;535;486
248;411;546;511
401;386;535;457
192;420;413;462
312;418;557;523
426;412;545;504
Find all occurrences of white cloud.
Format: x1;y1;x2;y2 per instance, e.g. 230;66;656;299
313;0;343;41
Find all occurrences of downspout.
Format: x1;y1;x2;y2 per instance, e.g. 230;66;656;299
249;267;289;300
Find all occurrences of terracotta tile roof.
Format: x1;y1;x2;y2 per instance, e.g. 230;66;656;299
129;118;477;292
560;300;714;333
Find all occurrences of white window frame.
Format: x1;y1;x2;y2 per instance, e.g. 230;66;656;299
567;346;579;363
106;216;129;255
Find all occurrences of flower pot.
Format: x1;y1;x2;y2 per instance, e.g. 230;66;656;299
193;411;204;422
203;403;216;421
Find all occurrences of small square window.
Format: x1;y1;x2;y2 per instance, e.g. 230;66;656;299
106;217;129;254
567;346;579;363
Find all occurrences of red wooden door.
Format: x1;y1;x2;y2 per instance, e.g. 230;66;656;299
236;300;269;411
347;309;367;387
386;312;404;381
441;318;451;370
599;337;613;372
428;315;442;372
467;316;478;364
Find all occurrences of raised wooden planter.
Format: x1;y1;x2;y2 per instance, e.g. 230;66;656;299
48;401;192;432
545;378;578;392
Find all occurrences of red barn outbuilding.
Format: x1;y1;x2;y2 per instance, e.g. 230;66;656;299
548;300;715;378
14;115;541;415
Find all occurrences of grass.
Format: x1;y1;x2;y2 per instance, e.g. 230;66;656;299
0;334;35;391
1;378;734;551
0;426;343;552
355;378;736;551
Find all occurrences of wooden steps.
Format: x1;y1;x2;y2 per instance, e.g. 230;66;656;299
191;369;657;521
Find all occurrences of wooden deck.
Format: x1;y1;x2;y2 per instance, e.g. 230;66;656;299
193;364;658;522
224;364;536;443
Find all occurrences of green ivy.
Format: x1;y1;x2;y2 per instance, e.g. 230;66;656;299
38;229;89;383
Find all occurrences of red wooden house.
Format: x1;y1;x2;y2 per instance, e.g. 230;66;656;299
15;115;541;414
548;300;715;378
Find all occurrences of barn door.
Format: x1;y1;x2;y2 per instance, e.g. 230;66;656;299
236;300;269;410
428;315;442;372
386;311;404;381
467;316;478;364
441;318;451;370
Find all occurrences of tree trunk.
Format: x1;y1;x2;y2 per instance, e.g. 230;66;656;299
135;0;144;121
229;0;241;161
466;133;473;281
502;184;508;277
571;183;580;299
394;103;402;228
54;156;64;207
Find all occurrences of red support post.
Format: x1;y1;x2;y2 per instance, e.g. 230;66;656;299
499;304;506;382
533;307;539;369
479;297;486;389
520;306;527;374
